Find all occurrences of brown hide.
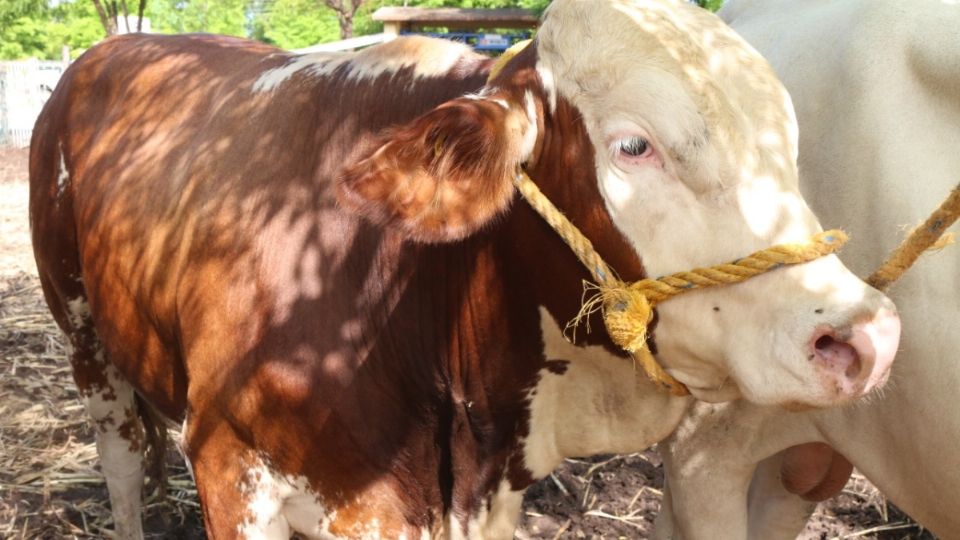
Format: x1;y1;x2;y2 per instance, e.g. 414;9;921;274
30;34;646;536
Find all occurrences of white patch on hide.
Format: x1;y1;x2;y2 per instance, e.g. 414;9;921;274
253;36;474;93
444;479;526;540
534;62;557;113
520;91;539;160
56;143;69;197
178;414;196;483
521;309;688;479
66;296;91;330
83;360;145;540
238;455;341;539
477;479;524;540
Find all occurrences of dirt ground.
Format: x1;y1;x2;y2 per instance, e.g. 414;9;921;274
0;146;935;538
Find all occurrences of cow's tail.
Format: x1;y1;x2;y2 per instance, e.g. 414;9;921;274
136;394;170;500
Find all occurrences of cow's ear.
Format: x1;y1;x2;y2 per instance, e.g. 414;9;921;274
339;95;532;243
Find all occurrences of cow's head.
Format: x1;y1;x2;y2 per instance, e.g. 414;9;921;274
340;0;900;408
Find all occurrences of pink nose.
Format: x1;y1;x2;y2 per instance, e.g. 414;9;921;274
809;308;901;396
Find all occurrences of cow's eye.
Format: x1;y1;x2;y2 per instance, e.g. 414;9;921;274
618;136;650;157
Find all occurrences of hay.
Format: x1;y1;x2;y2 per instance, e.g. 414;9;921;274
0;272;203;539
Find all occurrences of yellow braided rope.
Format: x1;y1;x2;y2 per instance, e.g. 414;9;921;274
513;171;616;285
867;183;960;291
514;172;846;395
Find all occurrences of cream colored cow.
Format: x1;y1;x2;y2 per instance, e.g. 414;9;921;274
656;0;960;538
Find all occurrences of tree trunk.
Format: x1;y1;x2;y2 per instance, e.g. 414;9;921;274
136;0;147;32
338;13;354;39
91;0;118;35
323;0;366;41
118;0;130;32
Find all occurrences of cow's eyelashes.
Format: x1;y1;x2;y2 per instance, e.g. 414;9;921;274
618;136;651;158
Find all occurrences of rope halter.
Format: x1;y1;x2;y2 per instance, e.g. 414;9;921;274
490;41;847;395
515;171;846;396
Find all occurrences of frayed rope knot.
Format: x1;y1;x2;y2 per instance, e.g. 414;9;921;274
599;287;654;354
568;283;656;355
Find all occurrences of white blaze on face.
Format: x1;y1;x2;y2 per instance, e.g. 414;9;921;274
253;36;476;93
534;0;896;406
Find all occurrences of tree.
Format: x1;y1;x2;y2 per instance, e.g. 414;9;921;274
89;0;149;35
0;0;105;60
147;0;248;36
258;0;341;48
136;0;146;31
323;0;366;40
696;0;724;11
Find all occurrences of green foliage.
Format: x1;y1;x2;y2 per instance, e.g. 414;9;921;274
0;0;105;60
147;0;249;35
0;0;47;30
399;0;549;12
696;0;724;12
347;0;549;41
257;0;340;48
0;0;724;60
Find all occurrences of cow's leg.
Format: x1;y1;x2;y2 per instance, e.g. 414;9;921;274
32;134;147;538
652;475;679;540
746;452;816;539
655;446;752;540
61;294;146;540
653;401;823;540
183;419;292;539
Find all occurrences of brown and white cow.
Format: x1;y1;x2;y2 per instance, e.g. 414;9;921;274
30;0;900;538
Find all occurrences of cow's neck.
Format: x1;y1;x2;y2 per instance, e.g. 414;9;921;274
492;91;692;483
305;49;686;534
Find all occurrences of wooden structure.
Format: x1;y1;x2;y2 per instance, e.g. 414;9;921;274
0;60;69;147
372;7;539;37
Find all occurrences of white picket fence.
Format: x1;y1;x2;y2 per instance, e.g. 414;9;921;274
0;60;68;148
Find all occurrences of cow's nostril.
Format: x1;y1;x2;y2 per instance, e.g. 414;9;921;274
813;333;863;380
815;335;834;351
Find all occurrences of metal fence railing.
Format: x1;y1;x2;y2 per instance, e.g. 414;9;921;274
0;60;68;148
